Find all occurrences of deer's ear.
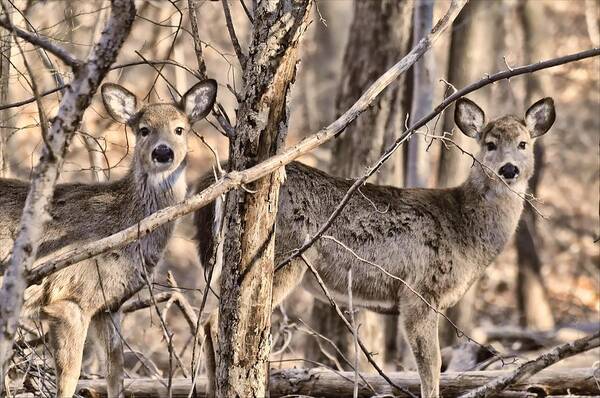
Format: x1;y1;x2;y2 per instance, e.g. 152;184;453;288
454;98;485;140
525;97;555;138
101;83;138;125
180;79;217;124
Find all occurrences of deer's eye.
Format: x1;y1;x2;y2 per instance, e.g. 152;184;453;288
486;142;497;151
175;127;184;136
139;127;150;137
518;141;527;150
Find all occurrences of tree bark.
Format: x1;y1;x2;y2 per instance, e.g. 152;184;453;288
74;367;598;398
437;0;503;188
331;0;413;185
308;0;414;372
438;0;504;348
406;0;434;189
215;1;311;397
514;0;555;331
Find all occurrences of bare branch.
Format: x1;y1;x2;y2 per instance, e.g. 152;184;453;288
459;331;600;398
187;0;208;80
347;268;359;398
221;0;246;68
0;17;80;69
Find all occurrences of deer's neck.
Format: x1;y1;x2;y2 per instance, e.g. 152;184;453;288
458;166;526;263
127;158;187;269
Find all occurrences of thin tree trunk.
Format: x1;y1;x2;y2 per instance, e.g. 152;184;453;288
438;0;504;348
406;0;433;188
515;0;555;331
0;10;11;178
308;0;414;371
216;1;311;397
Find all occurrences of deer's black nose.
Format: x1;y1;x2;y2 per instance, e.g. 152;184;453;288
152;145;174;163
498;163;519;179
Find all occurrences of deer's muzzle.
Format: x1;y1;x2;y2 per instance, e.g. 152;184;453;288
152;145;174;164
498;163;519;180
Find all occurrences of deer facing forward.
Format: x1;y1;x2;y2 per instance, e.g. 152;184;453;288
195;97;555;397
0;79;217;397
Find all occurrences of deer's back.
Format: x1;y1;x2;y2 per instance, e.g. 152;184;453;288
277;162;481;309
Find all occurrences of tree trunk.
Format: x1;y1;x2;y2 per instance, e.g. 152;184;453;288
0;14;10;178
515;0;555;331
306;0;414;372
406;0;434;189
215;1;310;397
438;0;504;348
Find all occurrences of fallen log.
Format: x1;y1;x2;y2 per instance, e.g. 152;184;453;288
72;368;597;397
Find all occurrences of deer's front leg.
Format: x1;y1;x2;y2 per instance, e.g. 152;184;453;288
44;301;90;398
402;304;441;397
92;311;124;398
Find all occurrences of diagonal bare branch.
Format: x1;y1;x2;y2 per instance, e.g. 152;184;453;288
221;0;246;69
22;37;600;294
459;331;600;398
0;17;80;69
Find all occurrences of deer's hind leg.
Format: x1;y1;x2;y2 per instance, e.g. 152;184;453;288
401;303;441;398
91;311;125;398
44;300;90;398
203;311;219;398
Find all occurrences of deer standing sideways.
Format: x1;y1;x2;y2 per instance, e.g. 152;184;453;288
0;79;217;397
195;97;556;397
